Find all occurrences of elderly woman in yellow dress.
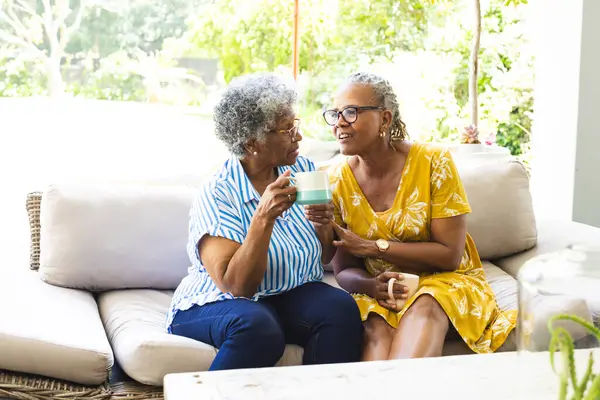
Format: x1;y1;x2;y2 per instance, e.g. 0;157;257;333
317;72;517;360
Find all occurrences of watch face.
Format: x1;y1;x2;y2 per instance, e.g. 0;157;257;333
377;239;389;251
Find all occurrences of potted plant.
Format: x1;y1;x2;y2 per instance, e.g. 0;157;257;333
548;314;600;399
457;124;486;153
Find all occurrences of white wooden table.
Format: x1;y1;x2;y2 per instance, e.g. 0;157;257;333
164;349;599;400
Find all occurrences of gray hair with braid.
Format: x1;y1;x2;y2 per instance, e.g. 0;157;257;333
346;72;408;142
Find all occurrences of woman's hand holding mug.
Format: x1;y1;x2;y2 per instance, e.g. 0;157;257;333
304;202;335;230
256;170;297;222
373;272;420;311
372;272;408;311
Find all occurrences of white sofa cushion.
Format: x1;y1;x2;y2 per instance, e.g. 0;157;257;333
39;182;198;290
97;289;304;386
97;266;519;386
458;159;537;260
0;269;113;385
36;151;536;290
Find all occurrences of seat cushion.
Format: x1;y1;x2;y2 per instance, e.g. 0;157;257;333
483;262;518;314
457;159;538;260
98;289;306;386
39;182;198;290
0;269;113;385
98;267;523;384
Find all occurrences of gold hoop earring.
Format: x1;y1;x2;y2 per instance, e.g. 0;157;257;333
380;131;385;137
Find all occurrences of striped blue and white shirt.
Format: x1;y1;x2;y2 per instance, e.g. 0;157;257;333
166;155;324;332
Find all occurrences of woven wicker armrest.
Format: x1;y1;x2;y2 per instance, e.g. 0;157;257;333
0;370;165;399
0;370;111;400
26;192;42;271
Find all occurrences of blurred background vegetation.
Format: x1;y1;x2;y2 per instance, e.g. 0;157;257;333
0;0;533;158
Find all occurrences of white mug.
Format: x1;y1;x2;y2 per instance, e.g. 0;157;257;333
387;273;420;309
289;171;332;205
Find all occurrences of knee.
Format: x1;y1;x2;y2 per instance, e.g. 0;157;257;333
230;308;285;360
364;314;393;343
326;289;363;331
407;295;449;329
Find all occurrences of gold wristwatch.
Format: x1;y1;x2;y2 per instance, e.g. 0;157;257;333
375;239;390;253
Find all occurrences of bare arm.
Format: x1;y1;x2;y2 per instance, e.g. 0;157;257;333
198;172;296;298
332;243;407;303
331;245;375;296
198;213;276;298
304;202;336;264
332;215;467;273
316;225;336;265
367;215;466;272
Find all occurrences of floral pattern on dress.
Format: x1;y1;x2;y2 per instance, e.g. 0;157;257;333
327;142;518;354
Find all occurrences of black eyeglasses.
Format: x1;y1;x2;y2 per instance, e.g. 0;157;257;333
322;106;384;126
274;118;301;140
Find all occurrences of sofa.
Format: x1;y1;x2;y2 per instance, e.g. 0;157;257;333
2;142;600;400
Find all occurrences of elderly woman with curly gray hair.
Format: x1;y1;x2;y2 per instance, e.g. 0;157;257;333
166;73;363;371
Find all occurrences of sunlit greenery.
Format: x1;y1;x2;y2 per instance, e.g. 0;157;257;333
0;0;533;156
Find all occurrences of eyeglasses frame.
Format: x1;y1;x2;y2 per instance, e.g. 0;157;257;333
322;106;385;126
274;118;301;140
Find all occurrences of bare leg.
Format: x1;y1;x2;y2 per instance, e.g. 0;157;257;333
361;314;396;361
388;294;449;359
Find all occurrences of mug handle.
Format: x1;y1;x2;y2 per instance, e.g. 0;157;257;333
387;277;397;303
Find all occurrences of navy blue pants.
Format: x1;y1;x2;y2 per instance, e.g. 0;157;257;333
170;281;363;371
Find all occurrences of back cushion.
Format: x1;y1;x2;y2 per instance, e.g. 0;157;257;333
37;154;536;290
39;183;198;290
458;159;537;260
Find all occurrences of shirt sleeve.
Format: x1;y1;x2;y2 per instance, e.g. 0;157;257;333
430;148;472;219
187;180;246;266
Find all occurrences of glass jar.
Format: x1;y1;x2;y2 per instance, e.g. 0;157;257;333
517;245;600;398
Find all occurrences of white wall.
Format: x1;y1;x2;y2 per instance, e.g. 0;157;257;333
572;0;600;227
530;0;600;228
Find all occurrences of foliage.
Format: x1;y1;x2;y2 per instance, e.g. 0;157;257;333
69;49;207;106
495;96;532;156
68;51;146;101
0;0;535;158
175;0;448;139
0;0;208;96
181;0;438;83
68;0;210;57
547;314;600;399
0;55;46;97
417;0;534;154
0;0;94;96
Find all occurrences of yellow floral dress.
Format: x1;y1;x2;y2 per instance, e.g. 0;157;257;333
328;142;517;353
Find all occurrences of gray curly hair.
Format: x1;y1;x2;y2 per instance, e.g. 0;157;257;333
213;73;297;158
346;72;408;141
